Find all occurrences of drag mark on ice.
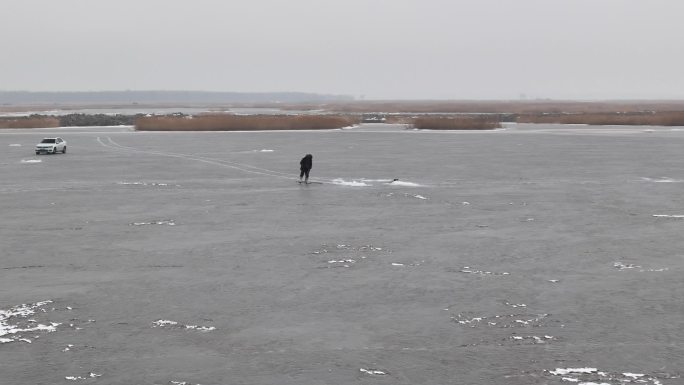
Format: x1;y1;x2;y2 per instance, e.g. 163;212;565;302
98;136;297;181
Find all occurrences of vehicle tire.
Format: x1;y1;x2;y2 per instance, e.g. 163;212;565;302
35;151;40;155
62;146;67;154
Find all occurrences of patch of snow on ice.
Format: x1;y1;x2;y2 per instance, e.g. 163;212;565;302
641;267;669;272
0;301;60;345
259;149;274;152
613;261;641;270
328;259;356;264
641;177;683;183
545;367;671;385
388;180;423;187
653;214;684;218
117;181;178;187
130;220;176;226
550;368;597;376
509;335;553;344
327;259;355;268
185;325;216;332
9;144;22;147
21;159;42;164
505;302;526;308
459;267;510;276
152;319;215;332
360;368;387;375
65;372;101;381
453;313;550;328
332;178;369;187
413;195;428;200
152;320;178;327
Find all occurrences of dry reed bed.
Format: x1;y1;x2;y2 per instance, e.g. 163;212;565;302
518;111;684;126
412;116;501;130
0;117;60;129
135;114;358;131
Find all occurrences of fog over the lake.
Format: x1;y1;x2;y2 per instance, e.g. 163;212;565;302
3;0;684;100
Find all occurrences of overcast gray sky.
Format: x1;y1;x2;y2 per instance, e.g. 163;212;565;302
3;0;684;100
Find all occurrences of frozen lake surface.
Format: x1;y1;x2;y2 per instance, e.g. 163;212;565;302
1;123;683;384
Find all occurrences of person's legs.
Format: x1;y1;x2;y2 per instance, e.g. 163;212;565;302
300;169;305;181
304;169;310;183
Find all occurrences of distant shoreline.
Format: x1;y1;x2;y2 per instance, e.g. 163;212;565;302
3;100;684;128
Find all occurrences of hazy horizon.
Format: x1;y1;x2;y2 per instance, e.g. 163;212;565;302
3;0;684;100
7;90;684;103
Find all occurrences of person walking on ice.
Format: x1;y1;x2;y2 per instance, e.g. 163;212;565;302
299;154;313;184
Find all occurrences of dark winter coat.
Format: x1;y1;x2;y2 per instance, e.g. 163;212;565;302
300;154;313;170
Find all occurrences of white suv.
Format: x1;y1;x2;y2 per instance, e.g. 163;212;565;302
35;137;67;154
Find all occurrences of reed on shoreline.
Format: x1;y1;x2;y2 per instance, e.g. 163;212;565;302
0;116;60;129
517;111;684;126
411;116;501;130
135;114;358;131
